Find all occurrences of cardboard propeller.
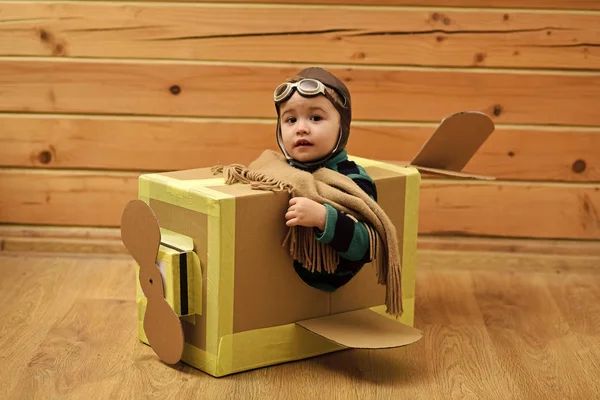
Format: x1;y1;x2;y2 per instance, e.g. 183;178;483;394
121;200;184;365
383;111;496;180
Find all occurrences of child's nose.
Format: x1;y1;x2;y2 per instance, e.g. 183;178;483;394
296;119;309;135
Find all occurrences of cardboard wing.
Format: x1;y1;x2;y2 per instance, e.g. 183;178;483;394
297;309;422;349
385;111;496;180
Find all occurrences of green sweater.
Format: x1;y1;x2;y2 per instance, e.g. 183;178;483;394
290;150;378;292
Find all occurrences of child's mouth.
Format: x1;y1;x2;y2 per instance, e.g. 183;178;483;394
295;139;312;147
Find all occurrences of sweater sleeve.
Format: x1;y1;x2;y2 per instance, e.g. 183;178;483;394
315;166;378;262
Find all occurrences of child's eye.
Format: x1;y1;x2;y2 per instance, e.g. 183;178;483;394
286;117;297;123
311;115;322;122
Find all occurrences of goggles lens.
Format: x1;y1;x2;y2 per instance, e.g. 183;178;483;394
298;78;320;93
274;83;290;99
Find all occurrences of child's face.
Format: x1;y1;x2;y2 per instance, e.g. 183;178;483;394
279;92;341;163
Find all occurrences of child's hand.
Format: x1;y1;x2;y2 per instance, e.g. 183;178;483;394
285;197;326;231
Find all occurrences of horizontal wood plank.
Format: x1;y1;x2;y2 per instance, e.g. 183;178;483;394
2;3;599;70
0;225;122;241
419;180;600;239
227;1;600;10
418;236;600;257
0;169;138;227
1;59;599;126
25;0;599;11
1;115;599;182
418;249;600;272
1;237;128;255
1;169;599;240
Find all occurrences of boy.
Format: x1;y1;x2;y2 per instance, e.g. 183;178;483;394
273;67;378;292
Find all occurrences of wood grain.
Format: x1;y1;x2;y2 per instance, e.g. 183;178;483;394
2;169;599;239
1;59;599;126
0;225;122;241
414;271;515;397
2;114;599;182
471;270;599;398
2;3;599;69
0;254;136;399
417;249;600;273
0;169;138;227
27;0;600;11
419;180;600;240
544;271;600;336
1;237;128;255
1;252;599;398
418;235;600;256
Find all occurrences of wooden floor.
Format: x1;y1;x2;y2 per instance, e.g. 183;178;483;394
1;250;599;399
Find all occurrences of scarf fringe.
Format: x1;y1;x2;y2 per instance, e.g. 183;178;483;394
212;164;293;193
283;226;339;274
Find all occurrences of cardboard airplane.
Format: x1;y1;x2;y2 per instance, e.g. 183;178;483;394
120;111;495;376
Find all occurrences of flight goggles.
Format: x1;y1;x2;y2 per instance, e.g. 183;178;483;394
273;78;347;107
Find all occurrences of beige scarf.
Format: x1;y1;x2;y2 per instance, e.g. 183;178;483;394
212;149;403;316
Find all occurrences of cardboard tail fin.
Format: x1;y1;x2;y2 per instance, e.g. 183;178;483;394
385;111;496;180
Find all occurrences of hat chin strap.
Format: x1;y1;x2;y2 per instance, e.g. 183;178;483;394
276;124;344;170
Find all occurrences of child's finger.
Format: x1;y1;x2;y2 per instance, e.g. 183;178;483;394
289;198;298;205
286;218;298;226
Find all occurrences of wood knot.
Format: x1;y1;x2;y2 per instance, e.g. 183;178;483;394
352;52;366;60
38;29;68;56
38;150;52;165
508;151;515;157
436;36;445;43
169;85;181;95
431;12;441;21
39;29;50;42
474;52;486;63
493;105;503;116
503;14;510;21
54;43;65;56
572;159;586;173
443;17;451;25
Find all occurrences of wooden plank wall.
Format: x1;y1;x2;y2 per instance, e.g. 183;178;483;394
1;1;599;253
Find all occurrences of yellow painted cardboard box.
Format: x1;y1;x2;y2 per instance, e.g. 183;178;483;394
132;156;421;377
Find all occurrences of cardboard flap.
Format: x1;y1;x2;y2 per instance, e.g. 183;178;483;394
296;309;422;349
411;111;495;172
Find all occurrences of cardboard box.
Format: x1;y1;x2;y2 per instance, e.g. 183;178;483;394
121;111;495;377
128;157;421;377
